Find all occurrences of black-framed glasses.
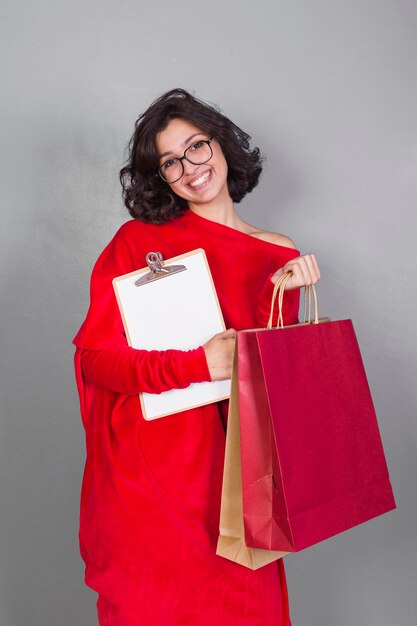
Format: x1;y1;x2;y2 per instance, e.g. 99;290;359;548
158;138;214;184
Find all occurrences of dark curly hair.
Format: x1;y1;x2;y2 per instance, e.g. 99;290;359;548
119;88;264;224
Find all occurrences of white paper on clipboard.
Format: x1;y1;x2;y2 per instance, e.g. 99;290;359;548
113;248;231;420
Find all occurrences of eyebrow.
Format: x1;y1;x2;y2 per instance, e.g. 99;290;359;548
158;133;206;159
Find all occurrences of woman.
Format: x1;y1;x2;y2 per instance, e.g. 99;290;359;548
73;88;320;626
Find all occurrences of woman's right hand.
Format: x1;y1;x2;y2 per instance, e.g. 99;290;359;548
203;328;237;381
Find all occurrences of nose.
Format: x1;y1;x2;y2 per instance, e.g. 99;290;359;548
182;157;200;175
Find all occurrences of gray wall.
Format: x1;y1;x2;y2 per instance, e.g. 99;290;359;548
1;1;415;624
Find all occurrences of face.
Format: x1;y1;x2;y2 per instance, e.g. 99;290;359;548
155;118;230;207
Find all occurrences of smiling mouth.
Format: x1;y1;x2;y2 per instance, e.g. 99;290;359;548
188;170;211;188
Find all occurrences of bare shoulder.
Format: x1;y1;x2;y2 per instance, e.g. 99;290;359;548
248;228;297;250
237;217;298;250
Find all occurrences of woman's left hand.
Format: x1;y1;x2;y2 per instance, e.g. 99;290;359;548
271;253;321;290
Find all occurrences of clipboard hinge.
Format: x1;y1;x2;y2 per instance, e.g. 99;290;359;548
135;252;186;286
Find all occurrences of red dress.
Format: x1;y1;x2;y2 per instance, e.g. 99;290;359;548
73;209;300;626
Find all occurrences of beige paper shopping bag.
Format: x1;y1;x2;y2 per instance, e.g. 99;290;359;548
216;348;287;570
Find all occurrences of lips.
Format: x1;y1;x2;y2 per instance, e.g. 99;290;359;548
188;169;212;189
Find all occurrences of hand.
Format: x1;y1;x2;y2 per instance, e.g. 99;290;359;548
203;328;237;381
271;253;321;290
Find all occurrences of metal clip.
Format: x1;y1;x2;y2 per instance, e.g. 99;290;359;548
134;252;186;286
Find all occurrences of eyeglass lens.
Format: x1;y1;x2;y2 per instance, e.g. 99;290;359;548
159;140;213;183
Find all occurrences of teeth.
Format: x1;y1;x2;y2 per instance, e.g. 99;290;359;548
189;171;210;187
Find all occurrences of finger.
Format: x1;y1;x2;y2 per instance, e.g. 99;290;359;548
285;264;307;289
302;253;320;281
296;258;312;285
301;253;320;282
285;256;311;286
310;254;321;280
285;254;319;285
302;254;318;284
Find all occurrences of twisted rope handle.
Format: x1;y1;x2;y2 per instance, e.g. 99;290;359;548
267;271;319;329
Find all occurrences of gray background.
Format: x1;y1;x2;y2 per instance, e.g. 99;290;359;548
1;1;415;624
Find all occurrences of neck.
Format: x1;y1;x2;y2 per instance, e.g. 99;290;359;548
187;194;241;229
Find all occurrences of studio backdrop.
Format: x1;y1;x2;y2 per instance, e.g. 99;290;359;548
0;1;416;625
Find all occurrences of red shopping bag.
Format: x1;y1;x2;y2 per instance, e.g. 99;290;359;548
238;274;396;552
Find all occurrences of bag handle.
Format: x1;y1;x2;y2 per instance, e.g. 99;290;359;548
267;271;319;329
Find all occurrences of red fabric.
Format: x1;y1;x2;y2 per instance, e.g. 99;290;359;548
73;209;300;626
238;321;396;553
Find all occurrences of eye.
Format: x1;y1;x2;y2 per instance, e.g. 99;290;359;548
189;140;205;152
161;158;178;170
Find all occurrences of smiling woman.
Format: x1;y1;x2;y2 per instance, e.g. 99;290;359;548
156;120;230;211
119;88;263;223
157;136;214;184
73;88;320;626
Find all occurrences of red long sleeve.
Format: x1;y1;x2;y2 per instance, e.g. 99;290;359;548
256;273;300;328
80;344;211;395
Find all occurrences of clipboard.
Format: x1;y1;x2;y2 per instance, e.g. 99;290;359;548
113;248;231;420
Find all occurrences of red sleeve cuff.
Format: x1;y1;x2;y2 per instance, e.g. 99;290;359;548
177;346;212;386
259;272;276;305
